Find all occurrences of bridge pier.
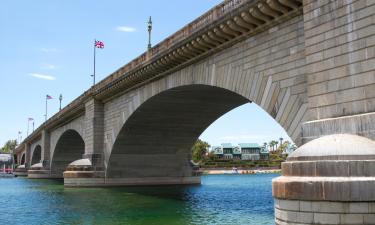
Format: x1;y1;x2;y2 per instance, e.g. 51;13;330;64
273;134;375;225
27;163;62;179
63;176;201;187
63;158;200;187
14;165;28;177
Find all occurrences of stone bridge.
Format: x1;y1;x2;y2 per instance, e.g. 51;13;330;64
13;0;375;222
15;0;375;184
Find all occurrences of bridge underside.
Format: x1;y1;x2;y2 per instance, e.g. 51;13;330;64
108;85;249;182
31;145;41;165
65;85;250;186
50;130;85;178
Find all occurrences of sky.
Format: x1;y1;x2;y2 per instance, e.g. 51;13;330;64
0;0;291;147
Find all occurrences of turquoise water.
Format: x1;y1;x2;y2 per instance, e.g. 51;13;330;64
0;174;277;225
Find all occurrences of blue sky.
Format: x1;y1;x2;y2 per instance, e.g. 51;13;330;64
0;0;291;146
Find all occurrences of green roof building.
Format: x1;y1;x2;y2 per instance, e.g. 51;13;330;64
239;143;261;160
210;143;269;161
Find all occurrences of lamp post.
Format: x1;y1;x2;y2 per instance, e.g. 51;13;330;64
147;16;152;50
17;131;21;144
26;118;33;136
27;119;30;137
59;94;63;111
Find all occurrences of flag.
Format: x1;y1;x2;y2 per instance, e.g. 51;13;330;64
46;95;53;100
95;40;104;49
28;118;34;121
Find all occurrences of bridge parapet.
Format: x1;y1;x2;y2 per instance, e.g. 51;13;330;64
92;0;302;99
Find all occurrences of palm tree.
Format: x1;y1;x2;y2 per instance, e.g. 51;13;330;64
279;137;283;148
268;141;274;151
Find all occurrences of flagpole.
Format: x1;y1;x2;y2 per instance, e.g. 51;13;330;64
45;95;47;122
93;39;96;86
27;119;29;136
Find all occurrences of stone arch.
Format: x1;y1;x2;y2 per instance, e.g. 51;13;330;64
106;84;298;179
50;116;85;160
103;15;309;181
20;153;25;165
50;129;85;178
31;145;42;165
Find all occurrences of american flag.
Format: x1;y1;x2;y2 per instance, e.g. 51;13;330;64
28;118;34;121
95;40;104;49
46;95;53;100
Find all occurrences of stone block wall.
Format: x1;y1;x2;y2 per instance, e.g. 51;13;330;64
275;199;375;225
84;99;104;156
304;0;375;120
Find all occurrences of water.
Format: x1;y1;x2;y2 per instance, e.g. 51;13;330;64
0;174;278;225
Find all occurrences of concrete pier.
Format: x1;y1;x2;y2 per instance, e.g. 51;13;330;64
14;165;27;177
273;134;375;225
63;158;201;187
27;163;57;179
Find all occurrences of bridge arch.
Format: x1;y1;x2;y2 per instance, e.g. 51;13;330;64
20;153;25;165
31;145;42;165
50;129;85;178
106;83;301;179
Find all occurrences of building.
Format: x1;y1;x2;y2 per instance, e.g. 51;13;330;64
239;143;261;160
222;143;234;159
0;154;13;173
211;143;269;161
260;147;270;160
211;146;223;158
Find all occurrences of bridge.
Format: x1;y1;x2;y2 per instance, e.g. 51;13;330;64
14;0;375;223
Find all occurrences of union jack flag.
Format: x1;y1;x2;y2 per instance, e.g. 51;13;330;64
95;40;104;49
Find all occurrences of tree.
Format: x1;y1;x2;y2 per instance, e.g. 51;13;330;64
279;140;290;153
279;137;283;148
268;141;274;151
192;139;210;163
1;140;17;153
269;140;278;151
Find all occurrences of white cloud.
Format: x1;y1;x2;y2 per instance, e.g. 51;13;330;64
116;26;136;32
41;63;56;69
40;48;58;53
29;73;56;80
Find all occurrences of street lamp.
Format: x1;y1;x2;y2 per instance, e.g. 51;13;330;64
17;131;21;144
59;94;63;111
147;16;152;50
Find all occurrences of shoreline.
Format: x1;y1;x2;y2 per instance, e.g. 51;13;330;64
201;168;281;175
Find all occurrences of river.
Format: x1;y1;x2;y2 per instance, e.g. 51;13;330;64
0;174;278;225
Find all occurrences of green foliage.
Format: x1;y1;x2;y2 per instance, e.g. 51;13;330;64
268;140;279;151
192;139;210;163
200;159;281;169
270;153;284;161
1;139;17;153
